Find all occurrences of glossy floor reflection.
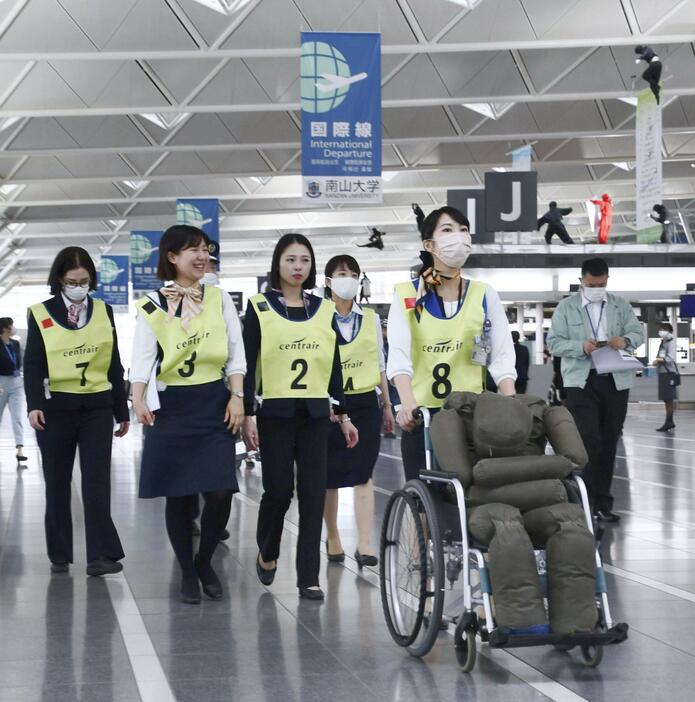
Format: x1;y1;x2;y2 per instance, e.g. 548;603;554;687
1;404;695;701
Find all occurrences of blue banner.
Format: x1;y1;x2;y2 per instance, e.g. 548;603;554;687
301;32;382;203
130;230;162;291
176;198;219;243
96;255;129;309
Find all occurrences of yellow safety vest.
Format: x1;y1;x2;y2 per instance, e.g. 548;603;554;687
250;294;336;399
338;307;381;395
395;279;486;408
136;285;227;386
30;298;113;394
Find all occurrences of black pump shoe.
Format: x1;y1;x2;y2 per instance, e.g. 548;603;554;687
256;554;277;586
354;550;378;569
194;555;223;600
595;509;621;523
326;540;345;563
299;586;325;600
180;574;201;604
656;422;675;432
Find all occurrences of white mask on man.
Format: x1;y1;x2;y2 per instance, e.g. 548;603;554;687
201;272;219;287
433;232;472;269
582;286;607;303
658;330;671;339
329;276;360;301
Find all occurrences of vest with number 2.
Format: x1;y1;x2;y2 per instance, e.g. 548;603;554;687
339;308;381;395
395;280;486;408
31;298;113;395
250;294;336;400
136;285;227;386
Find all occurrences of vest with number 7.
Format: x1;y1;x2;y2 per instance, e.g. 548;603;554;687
395;280;486;408
250;294;336;399
30;298;113;394
136;285;227;386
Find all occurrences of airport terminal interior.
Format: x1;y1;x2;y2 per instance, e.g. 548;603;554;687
2;0;695;700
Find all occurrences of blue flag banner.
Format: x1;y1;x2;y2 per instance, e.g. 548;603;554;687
176;198;220;245
301;32;382;203
96;255;129;310
130;230;162;291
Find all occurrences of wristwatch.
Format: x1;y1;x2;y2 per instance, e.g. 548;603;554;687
339;417;352;424
231;391;244;399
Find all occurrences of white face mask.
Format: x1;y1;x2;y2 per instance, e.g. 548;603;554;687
658;330;671;339
201;272;219;287
582;286;607;303
329;276;360;301
433;232;472;269
63;284;90;303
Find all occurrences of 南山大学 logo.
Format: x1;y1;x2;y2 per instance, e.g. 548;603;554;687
300;41;368;114
306;180;322;198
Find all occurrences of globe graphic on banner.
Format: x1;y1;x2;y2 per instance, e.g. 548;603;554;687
177;202;211;229
130;234;156;265
99;258;122;285
301;41;351;113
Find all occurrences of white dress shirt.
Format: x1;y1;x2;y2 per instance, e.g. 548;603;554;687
130;287;246;384
386;279;516;386
335;303;386;373
61;292;88;329
581;295;608;342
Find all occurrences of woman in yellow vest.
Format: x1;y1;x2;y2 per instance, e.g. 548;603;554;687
242;234;358;601
24;247;129;576
131;225;246;604
387;206;517;481
322;255;394;568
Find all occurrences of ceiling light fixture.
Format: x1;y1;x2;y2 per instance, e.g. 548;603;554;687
0;117;21;133
462;102;514;120
618;97;638;106
611;161;635;171
190;0;255;15
121;180;150;191
138;112;190;130
445;0;485;8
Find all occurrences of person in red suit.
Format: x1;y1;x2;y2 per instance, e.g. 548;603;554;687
590;194;613;244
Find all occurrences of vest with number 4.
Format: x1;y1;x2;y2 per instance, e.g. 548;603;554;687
31;298;113;394
395;279;486;408
339;308;381;395
250;294;336;399
136;285;227;386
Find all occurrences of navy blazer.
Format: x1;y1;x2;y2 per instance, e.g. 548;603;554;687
23;295;129;422
0;338;21;376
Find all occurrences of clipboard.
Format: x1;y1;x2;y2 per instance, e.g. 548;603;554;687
591;345;644;374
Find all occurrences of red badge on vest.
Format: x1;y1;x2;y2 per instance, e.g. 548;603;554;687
41;318;53;329
404;297;416;309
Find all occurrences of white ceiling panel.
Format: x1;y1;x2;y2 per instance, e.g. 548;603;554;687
8;118;79;149
261;148;300;170
0;155;23;178
49;60;125;106
520;0;630;40
242;57;300;103
222;0;305;49
53;182;127;200
148;58;226;103
151;152;211;176
518;47;594;93
443;0;535;42
169;114;235;145
630;0;686;32
535;137;604;161
55;116;151;148
91;62;170;109
2;62;84;110
56;0;140;50
289;0;365;31
197;149;273;173
536;163;592;182
14;155;73;179
175;0;259;47
382;106;456;139
417;142;477;168
56;152;135;178
316;0;417;44
474;104;540;137
529;100;606;132
382;55;450;100
648;1;695;35
406;0;466;41
546;47;626;94
192;59;272;106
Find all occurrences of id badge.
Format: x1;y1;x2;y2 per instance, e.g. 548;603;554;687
471;335;489;366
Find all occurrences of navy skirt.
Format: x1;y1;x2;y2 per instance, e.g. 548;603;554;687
139;380;238;498
327;390;382;489
658;371;678;401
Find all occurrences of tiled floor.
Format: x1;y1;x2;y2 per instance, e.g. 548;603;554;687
1;403;694;701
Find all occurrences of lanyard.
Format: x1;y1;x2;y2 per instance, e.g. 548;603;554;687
4;342;17;368
585;301;606;340
336;311;359;342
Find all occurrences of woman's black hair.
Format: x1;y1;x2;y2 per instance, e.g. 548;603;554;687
323;255;360;298
269;233;316;290
47;247;97;296
0;317;13;333
415;205;470;241
157;225;208;281
659;322;674;333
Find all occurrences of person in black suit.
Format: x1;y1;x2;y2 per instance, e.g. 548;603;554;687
512;331;530;394
24;247;129;576
0;317;27;466
537;202;574;244
635;45;662;104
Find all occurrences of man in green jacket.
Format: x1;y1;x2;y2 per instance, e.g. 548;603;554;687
547;258;644;523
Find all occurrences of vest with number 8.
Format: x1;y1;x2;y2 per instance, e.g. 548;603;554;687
338;307;381;395
136;285;228;386
250;294;336;399
395;279;486;408
31;298;113;394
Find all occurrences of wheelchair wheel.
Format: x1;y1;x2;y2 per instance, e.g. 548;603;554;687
380;490;428;649
402;479;446;657
580;644;603;668
454;618;477;672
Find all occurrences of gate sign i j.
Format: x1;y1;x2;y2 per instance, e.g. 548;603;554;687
301;32;382;204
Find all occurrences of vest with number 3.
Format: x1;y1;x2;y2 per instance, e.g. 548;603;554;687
136;285;227;386
395;280;486;408
31;298;113;394
339;308;381;395
250;294;336;399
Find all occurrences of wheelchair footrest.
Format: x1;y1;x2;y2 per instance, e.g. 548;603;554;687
487;623;629;649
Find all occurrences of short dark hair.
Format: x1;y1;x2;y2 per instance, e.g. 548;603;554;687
0;317;13;333
48;247;97;296
157;225;208;281
324;255;361;298
269;233;316;290
418;206;470;241
659;322;674;333
549;201;557;208
581;257;609;278
511;331;520;344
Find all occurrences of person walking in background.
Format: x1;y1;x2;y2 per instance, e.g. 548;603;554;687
512;331;530;394
0;317;27;467
654;322;678;432
547;257;644;523
359;272;372;304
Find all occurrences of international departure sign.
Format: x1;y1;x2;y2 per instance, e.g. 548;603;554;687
130;230;162;291
176;198;220;268
95;255;129;311
301;32;382;203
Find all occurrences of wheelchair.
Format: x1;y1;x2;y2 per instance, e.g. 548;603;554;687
379;407;628;672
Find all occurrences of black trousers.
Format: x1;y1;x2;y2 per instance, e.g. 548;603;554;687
256;413;329;588
565;372;629;513
544;224;574;244
401;408;440;483
515;379;528;394
37;406;124;564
